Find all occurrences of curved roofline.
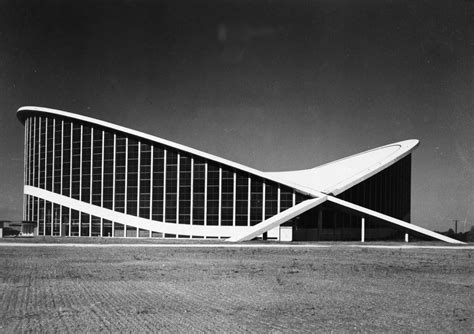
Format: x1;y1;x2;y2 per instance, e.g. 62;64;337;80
322;139;418;195
17;106;326;197
265;139;419;195
18;106;418;197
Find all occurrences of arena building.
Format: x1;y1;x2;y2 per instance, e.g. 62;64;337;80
17;106;461;243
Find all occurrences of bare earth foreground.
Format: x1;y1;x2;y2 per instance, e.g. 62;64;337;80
0;241;472;333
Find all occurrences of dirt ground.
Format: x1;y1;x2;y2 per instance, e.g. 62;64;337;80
0;243;472;332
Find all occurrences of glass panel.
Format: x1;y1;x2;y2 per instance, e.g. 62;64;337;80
235;174;248;226
28;196;33;221
61;206;69;237
62;121;71;196
92;129;102;206
206;164;219;225
91;215;101;237
126;225;137;237
152;231;163;238
46;119;54;191
192;159;205;225
178;155;191;224
139;143;151;218
39;118;46;189
81;126;91;203
32;196;37;224
38;198;44;235
250;178;263;225
71;124;81;200
295;192;306;204
103;219;112;237
81;212;90;236
165;150;177;223
114;222;124;237
114;136;126;213
28;118;33;186
152;146;164;221
44;200;52;235
102;132;114;209
221;170;233;226
70;209;79;236
280;186;293;211
265;182;278;219
127;139;138;216
34;117;39;188
53;120;62;194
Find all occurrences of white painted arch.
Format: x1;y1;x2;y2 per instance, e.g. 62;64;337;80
25;186;246;238
20;106;463;244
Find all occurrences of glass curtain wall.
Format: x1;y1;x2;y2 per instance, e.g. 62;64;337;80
293;155;412;241
24;114;303;237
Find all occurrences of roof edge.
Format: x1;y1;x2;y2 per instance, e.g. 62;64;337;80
264;139;419;195
17;106;326;198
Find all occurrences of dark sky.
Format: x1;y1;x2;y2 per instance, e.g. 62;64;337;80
0;0;472;232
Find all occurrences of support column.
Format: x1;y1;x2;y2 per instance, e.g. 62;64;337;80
69;123;72;236
149;145;154;238
59;121;64;237
149;146;154;222
60;206;64;237
112;134;117;236
51;119;55;236
101;131;106;236
79;125;83;237
218;167;222;227
204;162;207;226
23;120;27;221
33;117;36;188
90;128;93;237
277;186;281;241
163;149;167;223
137;141;141;238
317;209;323;241
42;118;48;236
176;153;180;224
190;158;194;225
262;181;266;240
247;177;251;226
361;217;365;243
124;137;128;217
232;172;236;226
23;118;27;196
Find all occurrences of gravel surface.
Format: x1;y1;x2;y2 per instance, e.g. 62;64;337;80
0;245;472;332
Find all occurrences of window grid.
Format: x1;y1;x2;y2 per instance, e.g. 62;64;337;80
127;138;139;216
139;142;151;219
22;115;333;239
192;159;205;225
178;155;191;224
165;150;177;223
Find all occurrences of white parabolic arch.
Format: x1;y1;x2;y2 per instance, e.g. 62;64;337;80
19;106;464;244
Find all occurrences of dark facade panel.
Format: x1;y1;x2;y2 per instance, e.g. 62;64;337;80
293;155;412;241
192;159;205;225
